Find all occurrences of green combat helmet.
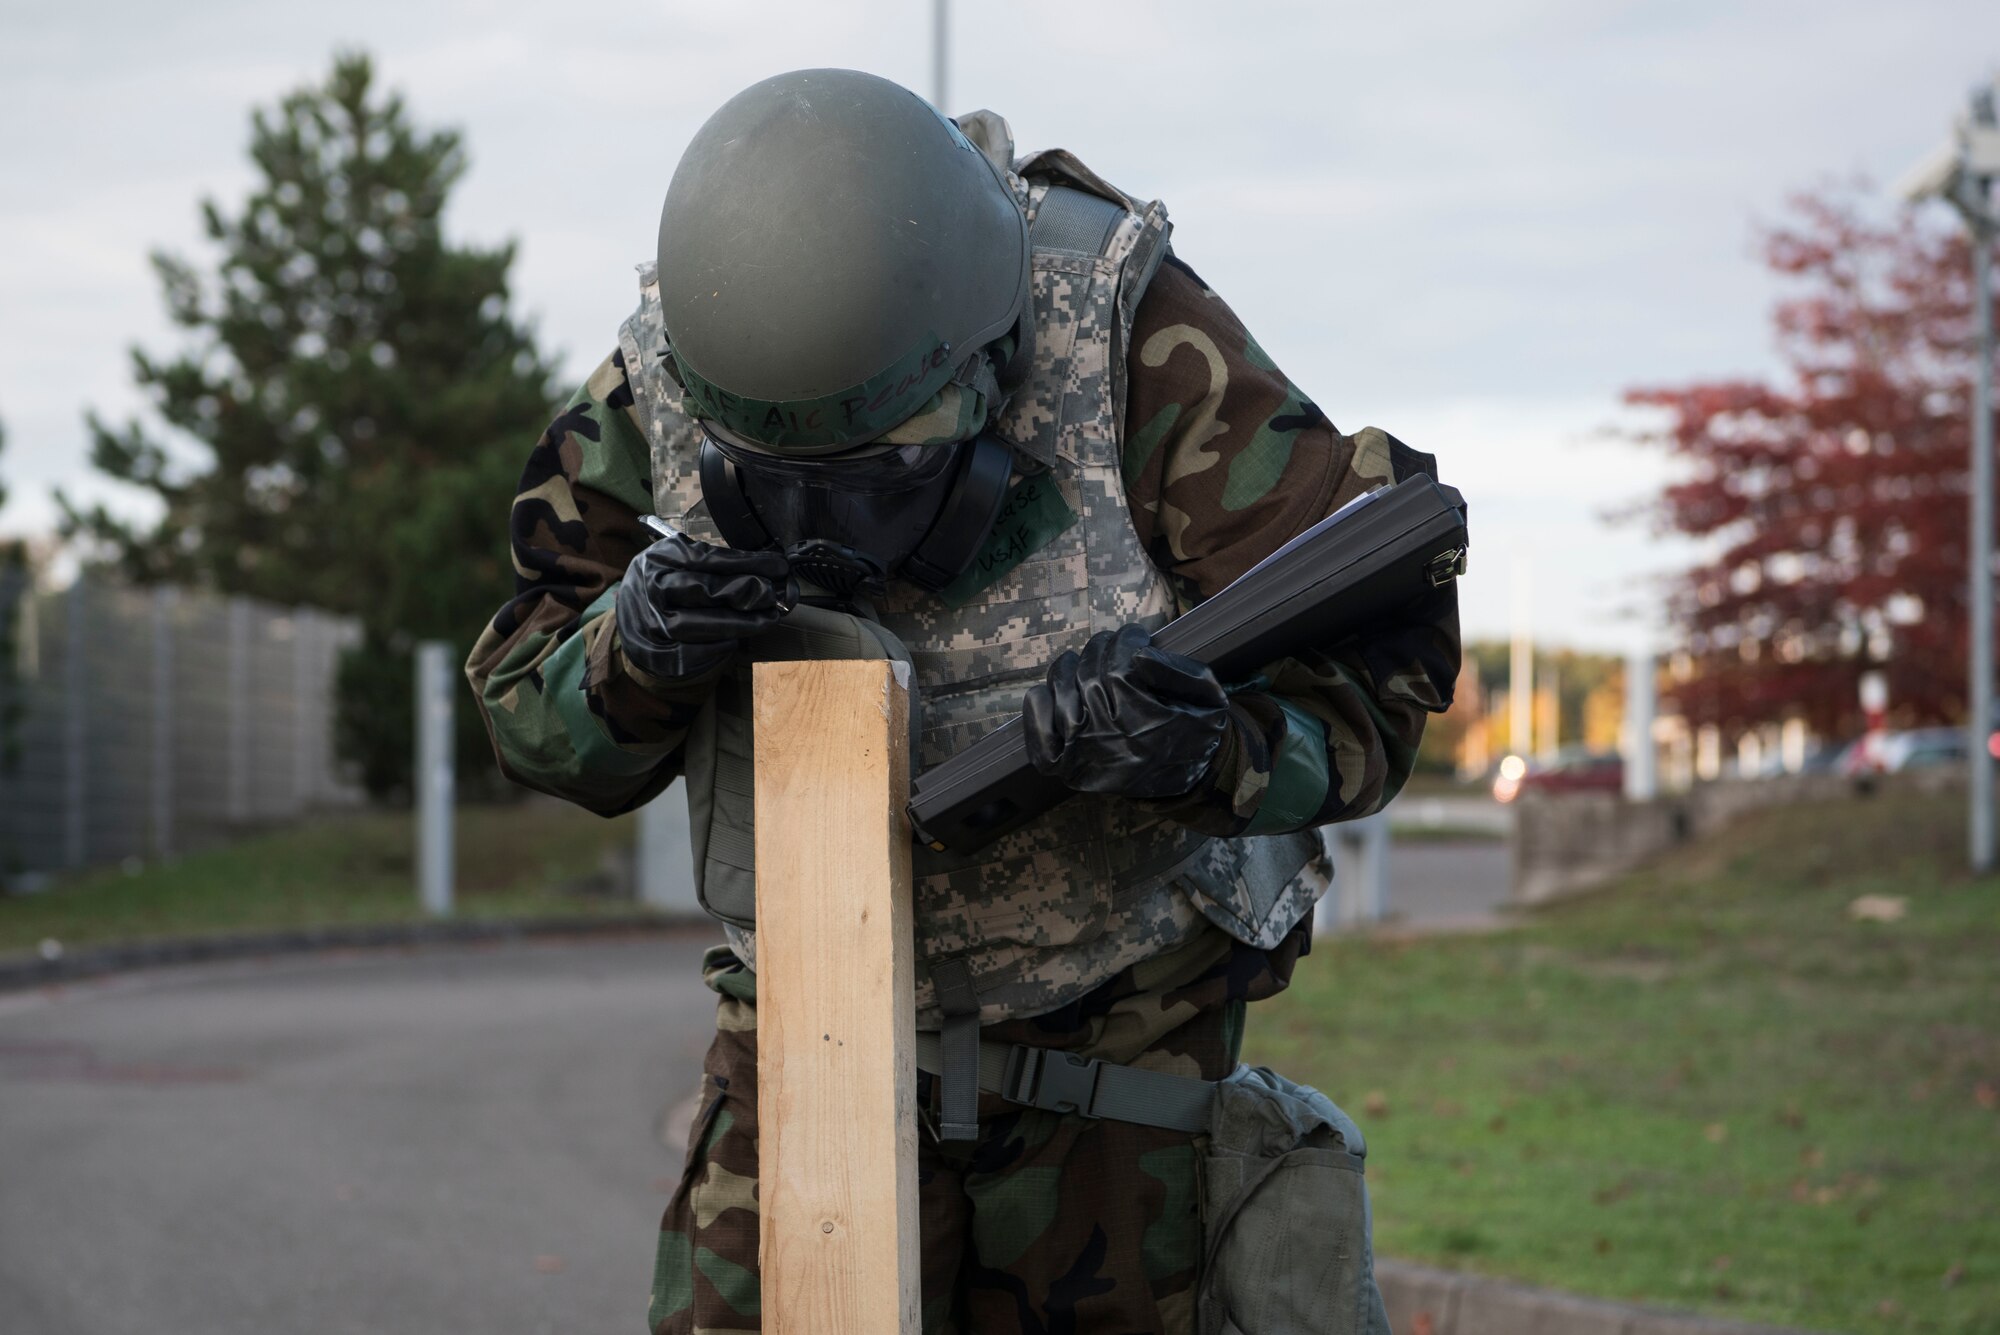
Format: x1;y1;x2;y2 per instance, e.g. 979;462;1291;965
656;67;1030;455
656;68;1027;598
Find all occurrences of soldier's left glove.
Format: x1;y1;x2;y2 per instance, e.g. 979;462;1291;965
1023;624;1229;799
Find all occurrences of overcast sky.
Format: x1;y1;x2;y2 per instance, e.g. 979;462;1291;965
1;0;1993;651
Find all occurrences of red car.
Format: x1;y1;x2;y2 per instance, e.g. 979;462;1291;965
1492;748;1625;803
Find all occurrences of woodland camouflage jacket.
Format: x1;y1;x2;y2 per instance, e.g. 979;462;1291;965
465;252;1460;913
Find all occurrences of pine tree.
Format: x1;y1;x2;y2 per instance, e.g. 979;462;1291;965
66;52;556;796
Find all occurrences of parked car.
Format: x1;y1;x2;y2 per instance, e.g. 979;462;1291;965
1834;734;1883;778
1492;748;1624;803
1736;742;1845;779
1838;726;1975;778
1880;727;1969;772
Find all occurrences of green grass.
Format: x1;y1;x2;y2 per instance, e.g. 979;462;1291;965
0;800;643;955
1250;792;2000;1334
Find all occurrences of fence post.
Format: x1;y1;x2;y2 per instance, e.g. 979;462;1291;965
226;596;251;823
63;579;86;870
151;586;176;859
414;641;455;917
752;660;919;1334
292;609;313;812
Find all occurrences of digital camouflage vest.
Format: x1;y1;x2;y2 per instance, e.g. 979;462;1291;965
620;119;1325;1026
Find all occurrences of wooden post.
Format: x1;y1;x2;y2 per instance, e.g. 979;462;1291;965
753;660;919;1335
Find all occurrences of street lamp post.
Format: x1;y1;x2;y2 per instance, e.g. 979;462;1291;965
1976;213;1996;871
1898;80;2000;873
933;0;949;111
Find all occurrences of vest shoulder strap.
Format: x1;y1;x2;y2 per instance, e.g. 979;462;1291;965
1015;146;1151;216
1030;185;1126;257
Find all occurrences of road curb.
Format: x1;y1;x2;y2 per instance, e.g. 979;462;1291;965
0;913;712;993
1378;1258;1820;1335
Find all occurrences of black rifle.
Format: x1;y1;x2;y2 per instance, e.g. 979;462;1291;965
905;474;1468;854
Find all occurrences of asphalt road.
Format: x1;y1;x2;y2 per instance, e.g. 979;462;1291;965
0;935;720;1335
0;835;1511;1335
1383;840;1514;927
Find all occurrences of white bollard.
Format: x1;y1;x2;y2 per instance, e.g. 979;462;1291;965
1317;812;1391;934
414;641;455;917
1624;649;1658;802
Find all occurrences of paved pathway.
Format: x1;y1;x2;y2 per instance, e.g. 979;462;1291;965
0;827;1514;1335
1380;839;1513;928
0;936;716;1335
1371;793;1515;931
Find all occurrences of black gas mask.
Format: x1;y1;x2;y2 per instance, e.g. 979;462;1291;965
697;426;1013;600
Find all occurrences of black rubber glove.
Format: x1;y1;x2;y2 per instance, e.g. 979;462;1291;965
1022;624;1230;799
614;531;796;682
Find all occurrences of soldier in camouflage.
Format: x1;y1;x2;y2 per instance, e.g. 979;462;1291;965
466;69;1457;1335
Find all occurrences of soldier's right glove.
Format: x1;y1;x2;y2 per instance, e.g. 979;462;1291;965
1022;624;1230;800
614;530;797;682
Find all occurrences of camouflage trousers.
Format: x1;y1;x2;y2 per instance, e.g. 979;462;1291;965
649;921;1310;1335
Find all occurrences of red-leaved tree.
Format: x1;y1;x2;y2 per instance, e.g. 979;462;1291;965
1625;185;1998;738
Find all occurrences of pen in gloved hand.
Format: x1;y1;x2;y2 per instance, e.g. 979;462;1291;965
639;513;686;546
640;514;798;615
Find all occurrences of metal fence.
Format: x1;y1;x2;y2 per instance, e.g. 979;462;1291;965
0;574;363;884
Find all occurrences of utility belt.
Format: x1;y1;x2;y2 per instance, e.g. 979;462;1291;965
916;1032;1391;1335
914;1030;1214;1132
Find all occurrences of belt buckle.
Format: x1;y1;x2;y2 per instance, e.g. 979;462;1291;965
1001;1046;1104;1119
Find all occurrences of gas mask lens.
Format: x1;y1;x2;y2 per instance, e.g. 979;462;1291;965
702;429;964;493
697;425;1014;599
